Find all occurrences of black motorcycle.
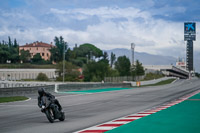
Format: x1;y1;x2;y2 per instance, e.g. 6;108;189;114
41;96;65;123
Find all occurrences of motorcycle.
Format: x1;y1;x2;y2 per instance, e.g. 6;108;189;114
41;96;65;123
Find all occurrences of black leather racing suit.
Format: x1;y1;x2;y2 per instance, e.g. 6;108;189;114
37;92;62;111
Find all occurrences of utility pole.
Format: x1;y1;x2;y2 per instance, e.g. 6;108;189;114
63;42;67;82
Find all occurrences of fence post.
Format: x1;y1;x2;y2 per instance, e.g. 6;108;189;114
55;84;58;93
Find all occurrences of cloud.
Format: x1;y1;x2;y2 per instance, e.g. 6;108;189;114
50;7;151;21
0;5;200;59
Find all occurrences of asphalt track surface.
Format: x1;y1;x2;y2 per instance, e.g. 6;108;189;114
0;79;200;133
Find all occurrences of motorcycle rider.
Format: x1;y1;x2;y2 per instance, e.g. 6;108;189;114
37;88;62;112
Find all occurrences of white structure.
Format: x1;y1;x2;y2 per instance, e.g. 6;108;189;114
0;69;56;81
143;65;189;79
176;57;186;70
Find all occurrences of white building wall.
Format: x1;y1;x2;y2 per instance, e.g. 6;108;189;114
0;69;56;80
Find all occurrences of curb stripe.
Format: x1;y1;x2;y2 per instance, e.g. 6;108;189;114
98;124;124;127
126;116;146;118
114;119;137;122
138;113;153;114
80;130;108;133
105;121;130;124
86;127;114;130
123;117;142;119
74;89;200;133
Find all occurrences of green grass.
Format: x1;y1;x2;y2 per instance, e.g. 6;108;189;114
143;72;164;81
0;96;29;103
0;63;56;69
189;93;200;99
22;79;49;82
141;78;176;87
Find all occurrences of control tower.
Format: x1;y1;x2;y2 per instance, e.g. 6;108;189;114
184;22;196;72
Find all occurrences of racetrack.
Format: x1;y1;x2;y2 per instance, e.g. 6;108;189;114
0;79;200;133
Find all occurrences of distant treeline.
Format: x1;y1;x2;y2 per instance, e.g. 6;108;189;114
0;36;145;82
0;36;19;63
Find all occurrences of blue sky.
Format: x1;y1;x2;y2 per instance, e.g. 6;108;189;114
0;0;200;58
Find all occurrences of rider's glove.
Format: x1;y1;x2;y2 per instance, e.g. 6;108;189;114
41;105;45;112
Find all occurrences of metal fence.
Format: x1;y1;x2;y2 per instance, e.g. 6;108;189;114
104;76;144;83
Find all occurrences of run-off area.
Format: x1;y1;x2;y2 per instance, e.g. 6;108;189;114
106;92;200;133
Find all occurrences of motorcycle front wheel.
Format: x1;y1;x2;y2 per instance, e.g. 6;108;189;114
59;112;65;121
45;108;54;123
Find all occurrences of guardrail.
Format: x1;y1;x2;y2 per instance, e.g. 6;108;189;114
0;77;178;97
0;82;132;96
0;85;55;97
124;77;177;86
57;83;131;92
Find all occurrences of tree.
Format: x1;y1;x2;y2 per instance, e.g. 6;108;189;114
19;49;31;63
115;56;131;76
8;36;12;47
0;37;19;63
36;73;49;81
76;43;103;59
135;60;145;76
0;43;9;63
49;36;68;63
131;60;145;78
32;53;43;63
70;57;86;67
67;48;85;67
56;61;80;81
14;39;18;48
110;52;116;68
107;67;119;77
102;51;109;64
67;43;103;67
49;47;60;63
144;72;163;80
9;38;19;63
83;60;109;82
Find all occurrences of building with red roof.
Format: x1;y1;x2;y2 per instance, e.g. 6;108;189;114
19;41;54;61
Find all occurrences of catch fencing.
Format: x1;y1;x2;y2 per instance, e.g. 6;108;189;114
104;76;144;82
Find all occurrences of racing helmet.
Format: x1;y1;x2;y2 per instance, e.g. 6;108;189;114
38;88;45;96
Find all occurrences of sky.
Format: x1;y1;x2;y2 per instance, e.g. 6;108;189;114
0;0;200;58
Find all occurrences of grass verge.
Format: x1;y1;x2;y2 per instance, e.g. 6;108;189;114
140;78;176;87
0;96;29;103
0;63;56;69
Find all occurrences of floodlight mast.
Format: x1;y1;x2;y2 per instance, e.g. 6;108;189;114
63;42;67;83
131;43;135;65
